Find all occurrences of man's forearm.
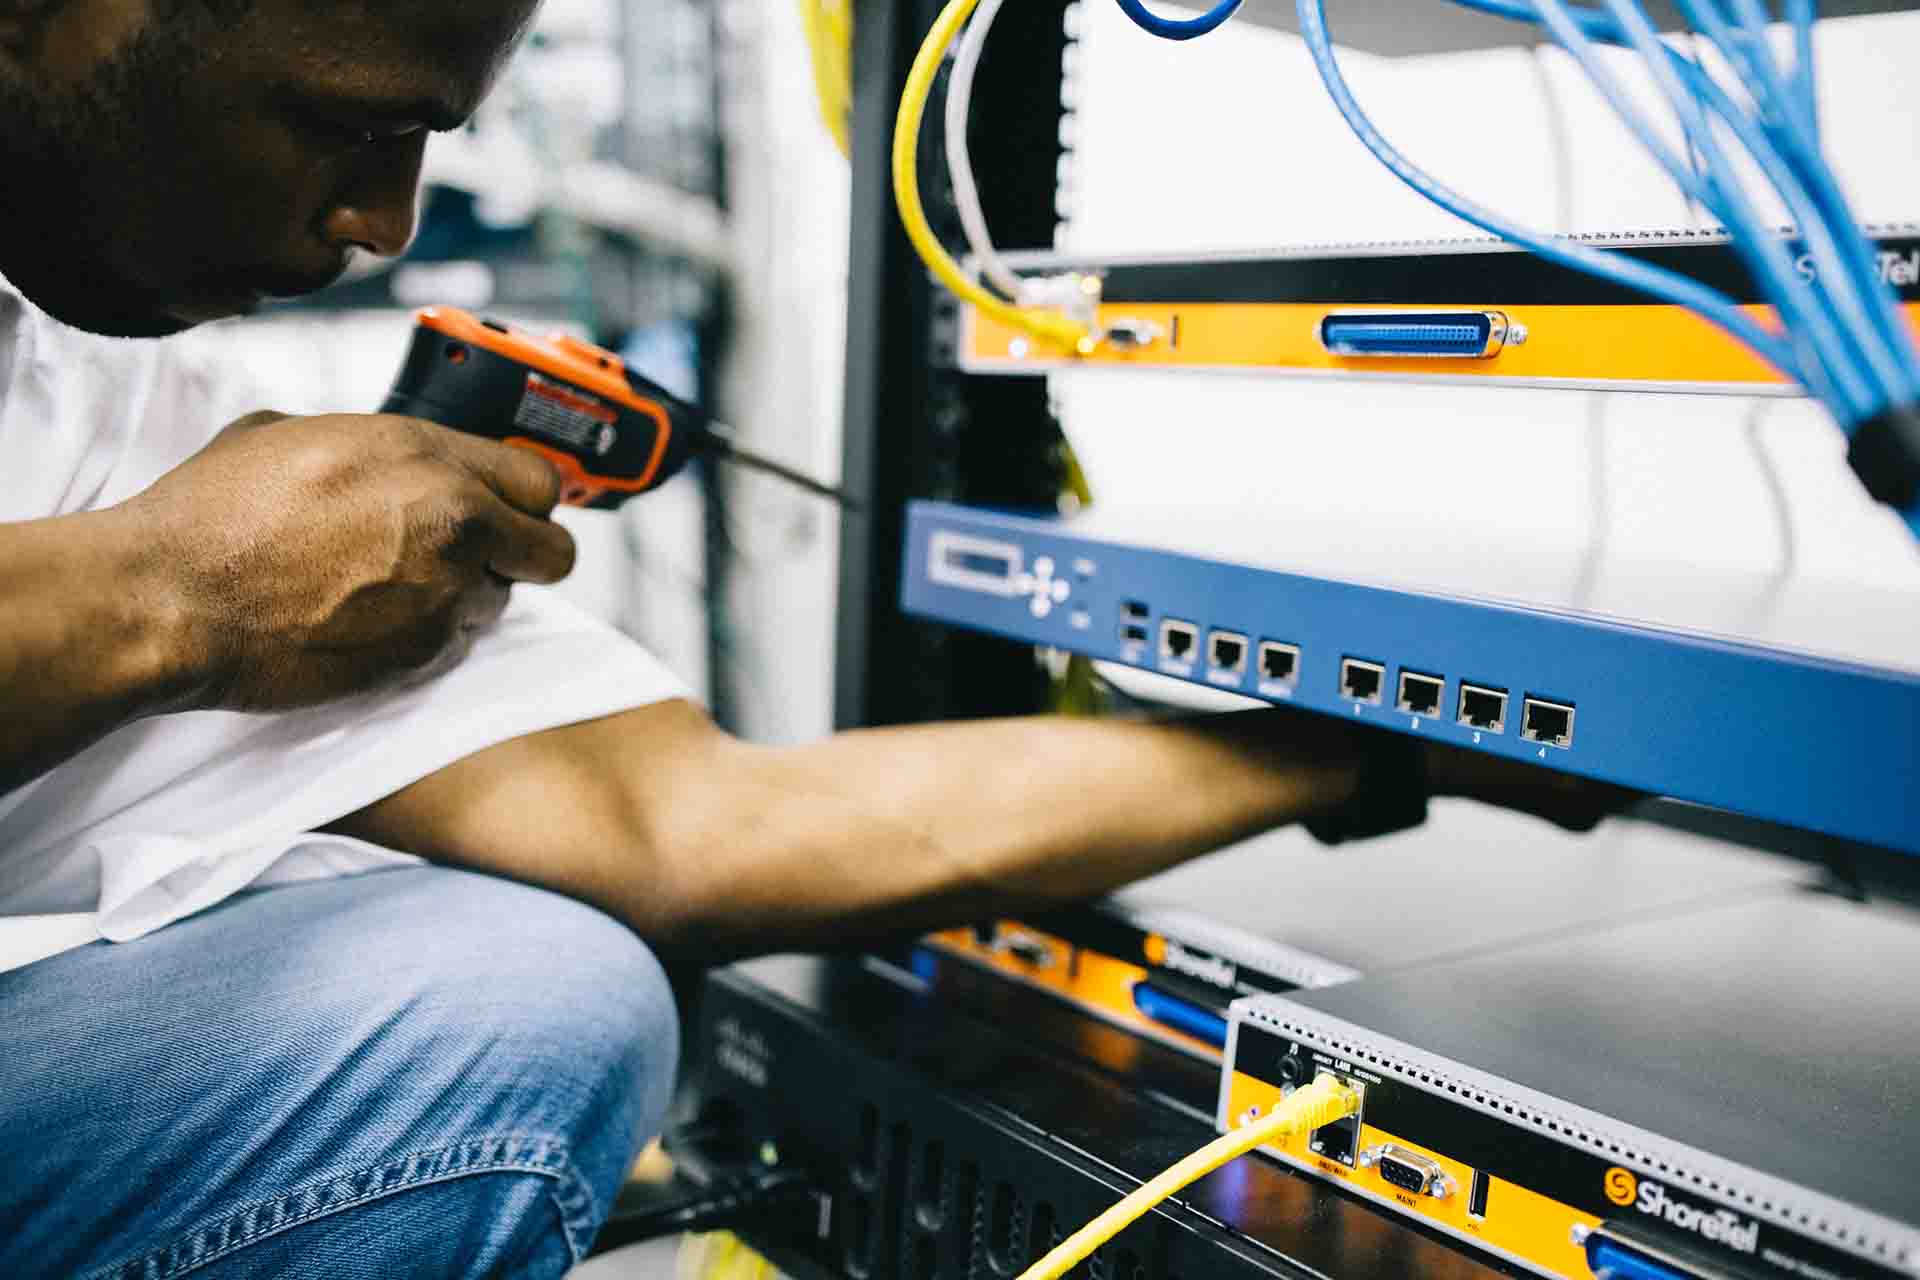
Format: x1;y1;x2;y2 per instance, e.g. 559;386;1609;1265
650;711;1364;948
0;509;200;792
334;700;1366;957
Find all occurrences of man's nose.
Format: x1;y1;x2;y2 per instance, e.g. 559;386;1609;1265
320;134;429;257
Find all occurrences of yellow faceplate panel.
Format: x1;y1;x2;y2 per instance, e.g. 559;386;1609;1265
923;923;1222;1058
964;301;1920;389
1223;1071;1601;1279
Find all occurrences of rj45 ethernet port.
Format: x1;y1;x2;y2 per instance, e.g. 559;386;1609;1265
1340;658;1386;704
1397;671;1444;717
1259;641;1300;685
1160;619;1197;664
1310;1114;1360;1166
1457;683;1508;733
1521;697;1576;748
1208;630;1249;678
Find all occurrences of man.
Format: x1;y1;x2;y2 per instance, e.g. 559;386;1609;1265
0;1;1615;1275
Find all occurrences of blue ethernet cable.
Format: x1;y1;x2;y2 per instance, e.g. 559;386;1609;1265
1662;25;1915;414
1673;0;1920;404
1114;0;1244;40
1291;0;1803;378
1309;0;1920;533
1461;0;1920;416
1787;0;1819;136
1462;0;1917;410
1547;0;1880;420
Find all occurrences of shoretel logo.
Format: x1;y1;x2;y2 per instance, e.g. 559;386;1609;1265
1616;1175;1760;1255
1158;940;1237;990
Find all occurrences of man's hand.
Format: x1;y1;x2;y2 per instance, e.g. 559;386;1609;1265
131;411;577;710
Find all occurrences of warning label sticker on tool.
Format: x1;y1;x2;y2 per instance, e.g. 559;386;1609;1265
515;373;618;455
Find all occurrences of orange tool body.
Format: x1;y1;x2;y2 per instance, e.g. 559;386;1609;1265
383;306;849;509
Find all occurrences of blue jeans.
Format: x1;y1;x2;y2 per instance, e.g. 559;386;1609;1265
0;866;679;1279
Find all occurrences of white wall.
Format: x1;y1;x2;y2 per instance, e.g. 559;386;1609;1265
708;0;853;742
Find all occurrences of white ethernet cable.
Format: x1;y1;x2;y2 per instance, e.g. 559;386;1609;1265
944;0;1030;302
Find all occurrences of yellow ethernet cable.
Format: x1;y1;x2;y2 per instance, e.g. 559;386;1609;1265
1016;1074;1361;1280
893;0;1095;355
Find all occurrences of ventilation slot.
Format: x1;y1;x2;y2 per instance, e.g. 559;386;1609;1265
988;1181;1024;1274
915;1139;947;1229
912;1235;938;1280
951;1162;981;1278
1029;1200;1058;1266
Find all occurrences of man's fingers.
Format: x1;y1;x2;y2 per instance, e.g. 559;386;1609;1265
477;497;577;585
419;424;565;517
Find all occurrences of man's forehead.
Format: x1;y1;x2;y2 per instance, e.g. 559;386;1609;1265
260;0;542;114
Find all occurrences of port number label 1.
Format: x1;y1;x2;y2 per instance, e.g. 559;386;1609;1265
1410;718;1421;731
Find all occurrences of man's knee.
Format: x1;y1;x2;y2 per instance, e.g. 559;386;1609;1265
0;867;678;1278
321;868;682;1211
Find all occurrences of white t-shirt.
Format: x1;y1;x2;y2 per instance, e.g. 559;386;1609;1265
0;277;690;972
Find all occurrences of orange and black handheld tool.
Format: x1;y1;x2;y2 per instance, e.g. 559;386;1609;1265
382;306;855;510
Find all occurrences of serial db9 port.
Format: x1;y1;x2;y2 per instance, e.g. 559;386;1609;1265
1259;642;1300;685
1340;658;1386;705
1521;697;1576;748
1457;683;1508;733
1208;630;1249;678
1160;619;1198;664
1363;1145;1452;1199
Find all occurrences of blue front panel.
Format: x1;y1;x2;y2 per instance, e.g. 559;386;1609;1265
901;501;1920;855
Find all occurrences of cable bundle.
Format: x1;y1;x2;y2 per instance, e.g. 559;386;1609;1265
1106;1;1920;535
1284;0;1920;538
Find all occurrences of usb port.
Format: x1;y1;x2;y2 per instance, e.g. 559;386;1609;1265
1122;599;1150;621
1396;670;1443;717
1120;623;1149;647
1468;1168;1491;1219
1208;630;1248;678
1340;658;1385;705
1258;641;1299;685
1521;697;1576;748
1457;683;1508;733
1160;619;1197;664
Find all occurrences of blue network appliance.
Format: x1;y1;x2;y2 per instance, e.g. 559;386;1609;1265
901;500;1920;856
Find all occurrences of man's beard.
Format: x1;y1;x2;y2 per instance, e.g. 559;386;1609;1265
0;26;213;337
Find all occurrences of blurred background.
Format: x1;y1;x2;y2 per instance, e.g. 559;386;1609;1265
174;0;852;745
